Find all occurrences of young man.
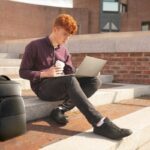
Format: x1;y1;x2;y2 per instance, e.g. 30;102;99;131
19;14;132;140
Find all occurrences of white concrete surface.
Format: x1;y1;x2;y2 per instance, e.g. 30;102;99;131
1;32;150;54
13;78;30;90
41;107;150;150
100;75;114;83
0;58;21;66
0;66;19;74
0;53;19;58
98;83;150;102
66;31;150;53
0;37;38;53
138;141;150;150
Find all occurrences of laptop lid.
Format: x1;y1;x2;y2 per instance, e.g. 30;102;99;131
75;56;107;77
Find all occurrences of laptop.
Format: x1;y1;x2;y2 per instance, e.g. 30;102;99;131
59;56;107;77
75;56;107;77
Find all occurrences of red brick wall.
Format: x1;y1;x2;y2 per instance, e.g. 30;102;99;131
71;52;150;84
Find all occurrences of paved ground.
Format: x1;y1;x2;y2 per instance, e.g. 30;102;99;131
0;96;150;150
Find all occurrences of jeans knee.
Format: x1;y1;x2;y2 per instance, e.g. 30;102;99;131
64;75;79;87
92;77;102;90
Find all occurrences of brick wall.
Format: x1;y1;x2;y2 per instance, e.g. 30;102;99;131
71;52;150;84
0;0;89;40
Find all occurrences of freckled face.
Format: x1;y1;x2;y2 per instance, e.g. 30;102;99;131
53;26;71;45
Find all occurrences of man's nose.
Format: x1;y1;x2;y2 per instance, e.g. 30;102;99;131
65;36;70;40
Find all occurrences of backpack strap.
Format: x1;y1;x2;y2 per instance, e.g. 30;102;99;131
0;75;10;81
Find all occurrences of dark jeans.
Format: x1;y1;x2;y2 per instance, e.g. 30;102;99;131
37;75;103;126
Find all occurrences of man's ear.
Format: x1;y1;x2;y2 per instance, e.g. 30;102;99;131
52;26;57;33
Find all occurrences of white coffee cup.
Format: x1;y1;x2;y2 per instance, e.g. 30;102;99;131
55;60;65;75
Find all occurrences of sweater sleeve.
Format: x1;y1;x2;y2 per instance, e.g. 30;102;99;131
64;48;75;74
19;42;41;82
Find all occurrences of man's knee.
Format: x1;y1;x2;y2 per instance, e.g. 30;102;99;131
64;75;79;87
91;77;102;90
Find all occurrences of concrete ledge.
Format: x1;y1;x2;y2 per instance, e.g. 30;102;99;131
0;38;38;53
0;58;21;66
24;97;63;121
41;107;150;150
0;66;19;74
66;31;150;53
14;78;31;90
1;32;150;54
0;53;20;58
100;75;114;83
97;83;150;102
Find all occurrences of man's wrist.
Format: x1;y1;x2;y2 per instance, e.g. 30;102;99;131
40;71;46;78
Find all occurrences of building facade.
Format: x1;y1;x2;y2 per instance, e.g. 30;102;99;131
1;0;150;40
74;0;150;33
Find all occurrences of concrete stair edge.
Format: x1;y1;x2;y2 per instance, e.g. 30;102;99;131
40;107;150;150
0;53;20;58
100;74;114;83
0;58;21;66
0;66;19;74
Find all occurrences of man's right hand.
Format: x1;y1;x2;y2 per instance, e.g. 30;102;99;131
40;66;63;78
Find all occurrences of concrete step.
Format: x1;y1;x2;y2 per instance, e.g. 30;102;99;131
41;107;150;150
0;38;36;53
100;74;114;83
14;78;31;90
23;83;150;122
0;66;19;74
0;58;21;66
0;53;19;58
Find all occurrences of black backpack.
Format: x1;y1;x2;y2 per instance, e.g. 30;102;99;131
0;75;26;141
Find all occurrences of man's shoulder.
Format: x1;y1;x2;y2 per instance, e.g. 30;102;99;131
29;37;47;46
25;37;47;53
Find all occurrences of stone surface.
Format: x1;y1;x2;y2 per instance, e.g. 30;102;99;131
0;66;19;75
0;97;149;150
41;107;150;150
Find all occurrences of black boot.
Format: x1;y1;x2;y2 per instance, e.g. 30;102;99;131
93;118;132;140
50;108;68;125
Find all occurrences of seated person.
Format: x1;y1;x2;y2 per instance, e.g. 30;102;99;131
19;14;132;140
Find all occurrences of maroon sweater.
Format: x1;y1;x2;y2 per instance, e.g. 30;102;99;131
19;36;75;93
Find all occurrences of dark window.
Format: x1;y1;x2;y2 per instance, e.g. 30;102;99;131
141;22;150;31
120;3;128;13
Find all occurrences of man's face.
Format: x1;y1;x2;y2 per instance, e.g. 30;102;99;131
53;26;71;45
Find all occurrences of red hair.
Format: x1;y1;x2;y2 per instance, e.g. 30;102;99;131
53;14;78;34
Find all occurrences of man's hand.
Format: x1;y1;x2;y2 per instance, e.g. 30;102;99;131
40;66;64;78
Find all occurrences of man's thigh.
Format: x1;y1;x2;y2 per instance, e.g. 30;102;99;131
37;76;70;101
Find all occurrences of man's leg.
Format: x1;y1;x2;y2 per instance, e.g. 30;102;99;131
37;76;132;140
37;76;103;125
58;77;101;112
